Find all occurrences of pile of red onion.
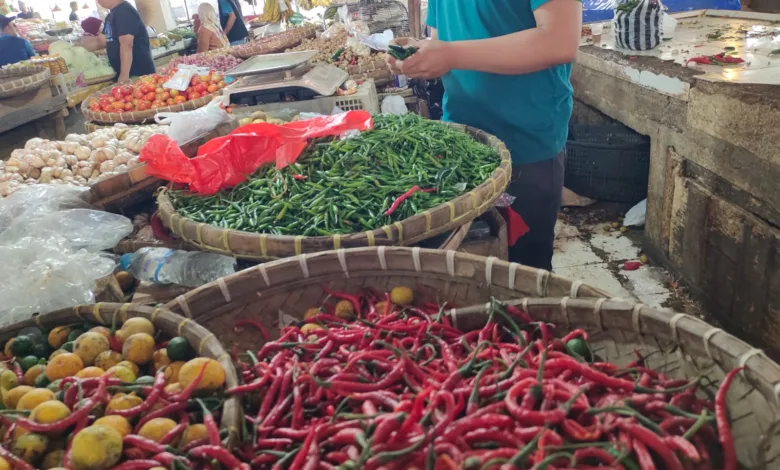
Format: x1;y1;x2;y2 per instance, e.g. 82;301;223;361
164;54;243;73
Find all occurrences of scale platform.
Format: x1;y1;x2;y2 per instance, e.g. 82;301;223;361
223;51;349;106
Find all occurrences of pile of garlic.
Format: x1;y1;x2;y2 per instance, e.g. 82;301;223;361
0;123;167;197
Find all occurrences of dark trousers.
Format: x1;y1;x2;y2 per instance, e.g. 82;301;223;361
506;151;565;271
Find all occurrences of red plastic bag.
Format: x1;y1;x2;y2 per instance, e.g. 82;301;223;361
140;110;373;195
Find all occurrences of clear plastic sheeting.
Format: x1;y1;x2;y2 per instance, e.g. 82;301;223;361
0;185;133;325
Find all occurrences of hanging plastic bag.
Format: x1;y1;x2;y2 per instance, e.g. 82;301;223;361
154;99;230;145
613;0;663;51
140;110;373;195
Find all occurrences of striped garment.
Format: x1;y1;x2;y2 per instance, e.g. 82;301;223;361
613;0;662;51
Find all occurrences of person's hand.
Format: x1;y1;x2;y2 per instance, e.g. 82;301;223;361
401;39;455;79
117;75;131;84
385;37;419;75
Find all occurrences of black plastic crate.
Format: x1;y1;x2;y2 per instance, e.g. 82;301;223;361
564;124;650;203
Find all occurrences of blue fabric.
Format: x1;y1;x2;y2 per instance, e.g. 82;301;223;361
427;0;572;165
0;35;35;67
219;0;234;15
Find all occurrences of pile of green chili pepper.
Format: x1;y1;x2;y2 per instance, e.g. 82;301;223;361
388;45;419;61
227;288;743;470
168;114;500;236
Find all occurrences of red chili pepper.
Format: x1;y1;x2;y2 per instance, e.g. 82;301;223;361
234;318;270;341
686;56;712;66
0;445;35;470
169;362;208;402
134;402;189;434
109;460;163;470
716;367;743;470
620;420;683;470
189;445;250;470
321;284;363;317
293;174;308;180
107;371;166;417
384;186;435;216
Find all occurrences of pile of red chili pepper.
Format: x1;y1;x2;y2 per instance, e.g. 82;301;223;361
686;52;745;66
229;287;743;470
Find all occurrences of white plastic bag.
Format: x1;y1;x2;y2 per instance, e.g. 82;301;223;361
381;95;408;115
164;64;209;91
355;29;394;52
0;185;133;326
155;99;230;145
624;199;647;227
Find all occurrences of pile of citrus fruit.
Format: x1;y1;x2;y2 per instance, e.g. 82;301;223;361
0;317;228;470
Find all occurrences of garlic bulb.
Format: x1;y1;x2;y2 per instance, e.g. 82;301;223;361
99;160;116;173
24;138;45;150
75;146;91;161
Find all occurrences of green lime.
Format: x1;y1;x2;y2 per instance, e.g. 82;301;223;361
565;338;593;362
61;341;74;353
18;327;44;344
10;335;34;357
134;376;155;385
67;329;85;343
19;355;39;372
32;343;52;359
34;372;50;388
166;337;195;362
47;379;62;392
0;369;18;390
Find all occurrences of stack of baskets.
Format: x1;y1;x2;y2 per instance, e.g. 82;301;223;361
0;66;51;99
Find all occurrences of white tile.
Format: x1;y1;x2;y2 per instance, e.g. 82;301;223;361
552;238;603;269
636;291;673;310
623;266;674;297
555;221;580;240
589;232;641;261
554;263;632;299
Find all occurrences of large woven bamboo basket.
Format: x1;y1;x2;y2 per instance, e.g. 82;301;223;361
0;303;243;445
81;84;217;124
163;247;780;468
156;123;512;260
84;73;115;86
229;25;317;59
0;66;51;99
89;164;162;211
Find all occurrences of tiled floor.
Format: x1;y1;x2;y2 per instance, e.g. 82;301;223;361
552;217;678;310
583;9;780;85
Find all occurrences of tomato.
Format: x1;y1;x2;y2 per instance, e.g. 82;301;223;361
112;101;125;110
207;84;218;93
90;103;102;112
187;92;201;101
174;95;186;104
152;74;163;82
169;89;179;98
124;102;134;111
151;99;166;108
112;92;123;102
144;92;156;102
155;87;165;95
99;98;111;108
210;74;223;83
111;86;122;96
185;87;193;94
138;84;150;94
218;81;226;89
166;98;175;105
137;102;150;111
102;105;114;113
120;85;133;96
160;91;171;101
123;95;133;103
131;89;143;99
190;77;201;87
194;84;207;94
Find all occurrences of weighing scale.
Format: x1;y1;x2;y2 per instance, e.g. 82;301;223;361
223;51;349;106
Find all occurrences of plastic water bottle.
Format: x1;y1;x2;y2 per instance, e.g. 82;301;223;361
119;248;236;287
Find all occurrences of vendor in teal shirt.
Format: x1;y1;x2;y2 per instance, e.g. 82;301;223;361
387;0;581;270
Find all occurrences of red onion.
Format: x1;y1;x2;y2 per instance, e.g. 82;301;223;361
163;54;243;74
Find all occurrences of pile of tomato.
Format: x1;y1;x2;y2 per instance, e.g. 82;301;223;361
88;71;227;114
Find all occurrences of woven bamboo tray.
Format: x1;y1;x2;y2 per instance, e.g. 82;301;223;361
0;303;243;445
89;164;162;212
113;237;190;254
84;73;115;86
229;25;317;59
163;247;780;468
0;66;51;99
81;84;217;124
156;122;512;260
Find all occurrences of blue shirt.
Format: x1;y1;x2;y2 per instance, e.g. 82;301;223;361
427;0;573;165
0;35;35;67
219;0;234;15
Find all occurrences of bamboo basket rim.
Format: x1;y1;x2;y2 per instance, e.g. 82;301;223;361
155;122;512;260
84;73;116;86
0;303;243;445
0;65;51;98
229;25;317;59
162;247;780;467
80;83;217;124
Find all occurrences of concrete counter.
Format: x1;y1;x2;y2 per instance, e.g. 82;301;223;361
572;9;780;353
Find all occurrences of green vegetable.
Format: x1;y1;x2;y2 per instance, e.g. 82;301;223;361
19;355;39;372
32;343;52;359
61;341;74;352
10;336;34;357
67;328;85;342
169;114;501;237
388;44;418;60
565;338;593;362
34;373;51;388
167;337;195;361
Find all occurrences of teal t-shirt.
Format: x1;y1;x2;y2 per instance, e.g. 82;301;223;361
426;0;573;165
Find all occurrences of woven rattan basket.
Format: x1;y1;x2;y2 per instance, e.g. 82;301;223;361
156;123;512;260
164;247;780;468
84;73;115;86
0;66;51;99
230;25;317;59
0;303;243;445
81;85;217;124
